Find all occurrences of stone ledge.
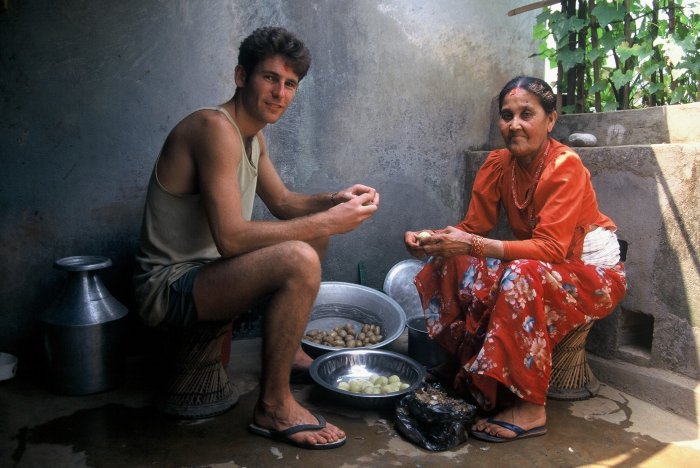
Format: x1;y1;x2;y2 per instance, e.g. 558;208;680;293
552;103;700;147
589;354;700;424
486;102;700;149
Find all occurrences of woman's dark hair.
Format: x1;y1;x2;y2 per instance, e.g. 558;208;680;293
498;76;556;114
238;26;312;80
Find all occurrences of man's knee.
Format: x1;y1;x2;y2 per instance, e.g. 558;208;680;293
279;240;322;278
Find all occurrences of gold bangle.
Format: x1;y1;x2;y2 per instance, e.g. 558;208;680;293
330;192;340;205
471;235;484;257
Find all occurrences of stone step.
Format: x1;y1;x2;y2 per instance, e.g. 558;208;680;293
589;354;700;424
486;102;700;149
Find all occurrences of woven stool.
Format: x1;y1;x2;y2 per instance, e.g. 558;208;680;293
155;321;239;419
547;321;600;401
548;240;627;401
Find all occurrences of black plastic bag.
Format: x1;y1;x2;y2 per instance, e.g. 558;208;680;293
395;382;478;451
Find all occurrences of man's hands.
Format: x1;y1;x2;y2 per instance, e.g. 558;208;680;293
332;184;380;206
328;188;379;234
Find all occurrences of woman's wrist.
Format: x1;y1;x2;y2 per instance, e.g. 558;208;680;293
330;191;340;205
469;234;485;257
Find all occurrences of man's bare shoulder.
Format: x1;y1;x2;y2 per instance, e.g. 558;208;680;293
158;108;243;194
170;108;234;139
164;108;242;158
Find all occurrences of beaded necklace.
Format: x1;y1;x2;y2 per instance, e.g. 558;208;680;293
510;140;551;228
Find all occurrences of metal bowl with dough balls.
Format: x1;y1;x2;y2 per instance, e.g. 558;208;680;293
301;282;407;358
309;349;425;409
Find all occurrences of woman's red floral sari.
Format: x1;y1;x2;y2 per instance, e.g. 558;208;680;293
415;255;626;410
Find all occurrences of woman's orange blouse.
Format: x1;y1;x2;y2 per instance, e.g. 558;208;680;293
456;138;616;262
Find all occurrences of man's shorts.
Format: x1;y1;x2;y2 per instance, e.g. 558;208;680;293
161;267;201;328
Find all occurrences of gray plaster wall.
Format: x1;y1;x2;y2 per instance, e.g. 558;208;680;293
0;1;541;359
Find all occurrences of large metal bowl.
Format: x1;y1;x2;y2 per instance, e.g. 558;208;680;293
302;282;406;358
309;349;425;409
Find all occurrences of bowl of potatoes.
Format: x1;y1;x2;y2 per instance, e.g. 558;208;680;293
309;349;425;408
301;282;406;358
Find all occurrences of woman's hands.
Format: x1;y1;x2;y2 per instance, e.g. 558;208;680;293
405;226;505;260
404;226;473;259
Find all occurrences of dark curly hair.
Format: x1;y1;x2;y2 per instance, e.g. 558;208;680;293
498;76;556;114
238;26;311;80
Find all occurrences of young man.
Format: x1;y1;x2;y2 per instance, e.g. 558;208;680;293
134;26;379;449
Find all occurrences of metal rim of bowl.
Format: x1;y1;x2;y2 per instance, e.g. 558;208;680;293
308;349;426;402
0;352;18;380
301;282;407;353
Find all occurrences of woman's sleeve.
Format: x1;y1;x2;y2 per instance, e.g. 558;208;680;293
455;150;504;236
503;152;586;262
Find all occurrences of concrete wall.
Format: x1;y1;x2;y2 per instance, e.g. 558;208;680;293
0;1;541;360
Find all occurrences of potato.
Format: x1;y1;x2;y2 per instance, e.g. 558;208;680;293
417;231;432;240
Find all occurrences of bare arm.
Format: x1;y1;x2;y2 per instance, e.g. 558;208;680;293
404;226;505;260
256;135;380;219
194;118;378;257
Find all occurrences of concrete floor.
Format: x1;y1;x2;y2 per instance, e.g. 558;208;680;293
2;334;699;468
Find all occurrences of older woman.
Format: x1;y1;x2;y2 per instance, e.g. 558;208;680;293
404;76;626;443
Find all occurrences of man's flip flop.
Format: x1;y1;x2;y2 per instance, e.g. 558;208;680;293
248;413;347;450
471;418;547;443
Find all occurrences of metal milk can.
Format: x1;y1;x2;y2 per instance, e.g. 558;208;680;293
42;256;128;395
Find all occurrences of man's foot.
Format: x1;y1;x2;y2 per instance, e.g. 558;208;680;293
250;400;346;449
471;401;546;441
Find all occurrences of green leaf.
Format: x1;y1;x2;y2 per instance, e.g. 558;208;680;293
678;33;700;54
599;29;622;52
610;69;635;89
640;59;664;78
669;87;686;104
536;8;557;25
558;47;586;72
550;16;588;42
589;81;608;93
533;22;550;40
591;2;627;28
589;47;608;62
646;82;663;94
617;41;639;63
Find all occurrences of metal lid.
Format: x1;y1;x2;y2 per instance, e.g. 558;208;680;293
382;259;426;319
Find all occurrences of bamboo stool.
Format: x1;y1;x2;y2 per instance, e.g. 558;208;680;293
548;239;627;401
155;321;239;419
547;321;599;401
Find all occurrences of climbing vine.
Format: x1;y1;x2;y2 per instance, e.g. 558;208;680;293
534;0;700;113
